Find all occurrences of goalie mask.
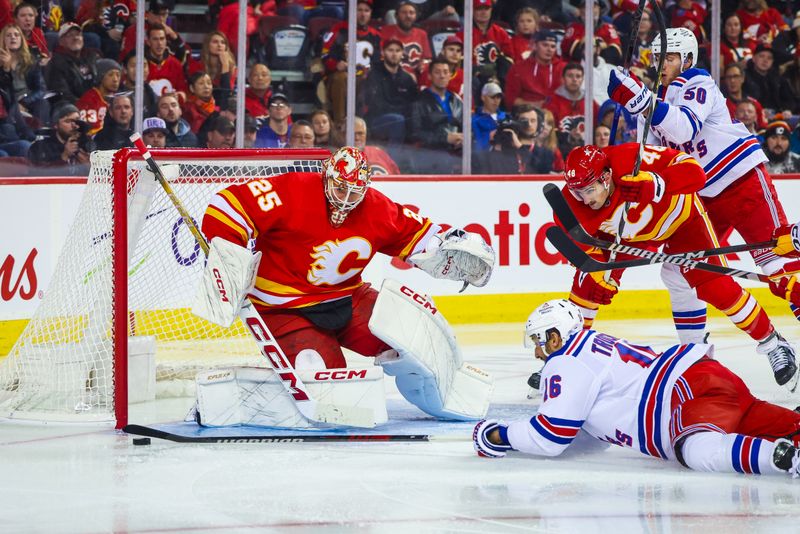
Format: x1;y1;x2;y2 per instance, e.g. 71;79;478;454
524;299;583;350
651;28;698;70
322;146;372;227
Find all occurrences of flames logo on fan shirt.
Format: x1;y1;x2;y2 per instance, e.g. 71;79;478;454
307;237;373;285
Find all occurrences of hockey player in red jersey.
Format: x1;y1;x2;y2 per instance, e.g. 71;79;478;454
194;146;495;422
560;143;798;389
474;299;800;479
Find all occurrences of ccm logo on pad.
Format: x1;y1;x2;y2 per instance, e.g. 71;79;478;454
314;369;369;380
212;268;229;302
400;285;438;315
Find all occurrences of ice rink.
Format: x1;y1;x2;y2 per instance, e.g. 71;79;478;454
3;316;800;533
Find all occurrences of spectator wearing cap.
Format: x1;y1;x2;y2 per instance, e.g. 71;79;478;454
418;35;464;97
182;72;217;134
29;102;95;168
544;62;599;156
380;2;432;79
75;58;121;136
721;63;767;130
736;0;788;44
145;23;188;97
14;2;50;63
141;116;169;148
321;0;382;122
120;50;158;118
505;30;566;108
255;93;292;148
205;115;235;149
743;43;797;120
409;57;464;174
243;114;258;148
157;93;198;148
45;22;101;106
472;81;507;153
561;0;622;65
93;94;134;150
287;120;316;149
762;121;800;174
244;63;272;122
456;0;513;80
508;7;539;62
364;38;418;146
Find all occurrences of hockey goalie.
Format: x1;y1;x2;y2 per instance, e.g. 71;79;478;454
188;146;495;429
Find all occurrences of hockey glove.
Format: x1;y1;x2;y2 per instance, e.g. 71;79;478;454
769;272;800;307
473;419;513;458
619;171;666;204
570;268;622;306
773;222;800;258
410;228;496;288
608;67;652;116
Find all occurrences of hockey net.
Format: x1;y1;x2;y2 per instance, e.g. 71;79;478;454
0;148;329;427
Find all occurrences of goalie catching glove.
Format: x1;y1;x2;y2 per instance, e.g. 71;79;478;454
192;237;262;327
619;171;665;204
409;228;495;288
773;222;800;258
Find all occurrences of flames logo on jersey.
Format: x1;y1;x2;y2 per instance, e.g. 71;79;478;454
599;203;654;240
307;237;373;286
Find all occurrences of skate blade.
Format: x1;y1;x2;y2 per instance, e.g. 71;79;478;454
786;368;800;394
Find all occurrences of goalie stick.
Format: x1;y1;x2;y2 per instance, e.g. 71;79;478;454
123;424;466;444
129;134;375;428
543;183;777;260
545;225;772;283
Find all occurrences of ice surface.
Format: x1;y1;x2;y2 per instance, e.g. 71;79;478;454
2;317;800;533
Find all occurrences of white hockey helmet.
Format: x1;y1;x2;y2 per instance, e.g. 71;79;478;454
651;27;698;70
524;299;583;349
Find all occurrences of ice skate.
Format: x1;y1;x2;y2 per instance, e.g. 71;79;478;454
757;333;799;392
773;439;800;478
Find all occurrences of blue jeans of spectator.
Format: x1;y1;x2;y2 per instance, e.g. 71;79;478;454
369;114;407;144
0;140;32;158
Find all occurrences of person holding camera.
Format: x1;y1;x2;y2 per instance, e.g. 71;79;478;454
488;104;556;175
29;103;96;169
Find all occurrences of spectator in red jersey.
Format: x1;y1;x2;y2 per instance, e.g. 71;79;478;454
93;93;134;150
119;51;157;118
0;0;12;30
736;0;788;44
505;30;565;108
120;0;191;64
0;23;50;126
509;7;539;62
721;63;767;130
545;63;599;152
141;116;169;148
364;38;418;145
310;109;334;149
351;116;400;175
457;0;514;81
287;119;316;149
418;35;464;97
75;0;136;59
561;0;622;65
45;23;101;107
183;72;218;134
14;2;50;64
669;0;707;44
244;63;272;122
321;0;382;121
215;0;259;56
721;13;757;68
157;92;198;148
145;23;188;98
76;58;121;136
380;1;432;80
189;31;237;105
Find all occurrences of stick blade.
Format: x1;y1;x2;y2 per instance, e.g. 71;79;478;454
545;226;606;272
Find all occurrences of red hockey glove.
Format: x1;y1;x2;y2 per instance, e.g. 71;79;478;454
570;267;622;306
773;223;800;258
619;171;666;204
607;68;652;115
769;274;800;307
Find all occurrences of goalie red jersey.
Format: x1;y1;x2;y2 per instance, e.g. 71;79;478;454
201;172;438;310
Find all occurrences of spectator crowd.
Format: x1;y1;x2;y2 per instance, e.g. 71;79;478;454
2;0;800;175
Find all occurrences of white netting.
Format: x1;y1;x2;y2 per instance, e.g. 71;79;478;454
0;149;325;423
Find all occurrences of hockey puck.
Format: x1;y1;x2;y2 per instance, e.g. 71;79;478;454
132;437;151;446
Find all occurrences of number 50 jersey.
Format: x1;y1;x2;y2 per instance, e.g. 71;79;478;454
507;330;710;460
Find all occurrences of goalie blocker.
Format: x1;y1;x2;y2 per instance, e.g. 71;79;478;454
192;279;493;428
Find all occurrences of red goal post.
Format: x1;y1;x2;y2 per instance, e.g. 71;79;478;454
0;148;330;428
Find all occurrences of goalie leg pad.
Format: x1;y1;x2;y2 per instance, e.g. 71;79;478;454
369;279;493;420
193;366;388;428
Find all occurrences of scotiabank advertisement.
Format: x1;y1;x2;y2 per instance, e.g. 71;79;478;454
1;176;799;321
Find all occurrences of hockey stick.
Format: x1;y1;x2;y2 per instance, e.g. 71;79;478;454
608;0;648;145
546;225;772;283
123;424;467;444
129;134;375;428
543;183;777;259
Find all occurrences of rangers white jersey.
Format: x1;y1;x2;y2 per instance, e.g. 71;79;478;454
638;68;767;198
506;330;710;460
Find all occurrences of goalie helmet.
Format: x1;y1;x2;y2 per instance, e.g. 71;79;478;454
651;27;698;70
564;145;610;190
524;299;583;349
322;146;372;227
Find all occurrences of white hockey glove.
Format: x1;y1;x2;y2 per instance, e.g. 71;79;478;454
473;419;513;458
409;228;495;289
608;67;652;116
192;237;262;327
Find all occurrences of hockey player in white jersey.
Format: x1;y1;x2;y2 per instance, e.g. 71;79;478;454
607;27;800;343
474;299;800;478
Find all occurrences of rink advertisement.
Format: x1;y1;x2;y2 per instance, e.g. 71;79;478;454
0;176;799;332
